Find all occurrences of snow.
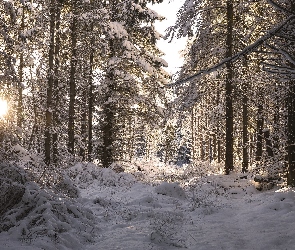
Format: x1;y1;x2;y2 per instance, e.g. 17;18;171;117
108;22;128;39
1;161;295;250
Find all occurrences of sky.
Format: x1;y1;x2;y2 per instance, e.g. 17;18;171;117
147;0;187;75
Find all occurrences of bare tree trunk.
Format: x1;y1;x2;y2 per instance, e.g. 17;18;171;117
88;21;94;162
68;1;78;155
191;107;195;163
52;2;61;165
45;0;55;165
242;90;249;173
225;0;234;174
102;36;116;167
17;7;24;132
287;0;295;186
256;102;264;161
242;58;249;173
79;79;87;161
287;80;295;186
218;139;222;163
264;129;274;157
102;85;115;167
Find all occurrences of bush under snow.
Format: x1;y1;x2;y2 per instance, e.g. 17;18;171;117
0;163;98;250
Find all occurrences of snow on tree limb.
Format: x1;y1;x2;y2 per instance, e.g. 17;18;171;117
267;44;295;67
266;0;295;15
167;15;295;87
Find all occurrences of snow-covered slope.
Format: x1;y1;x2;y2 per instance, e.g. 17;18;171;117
1;161;295;250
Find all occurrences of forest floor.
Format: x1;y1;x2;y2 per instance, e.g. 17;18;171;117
0;160;295;250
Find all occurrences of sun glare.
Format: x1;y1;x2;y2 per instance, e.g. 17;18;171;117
0;99;8;117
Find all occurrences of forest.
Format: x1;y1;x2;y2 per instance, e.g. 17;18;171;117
1;0;295;249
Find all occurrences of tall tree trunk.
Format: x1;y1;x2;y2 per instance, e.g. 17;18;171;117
273;91;280;155
242;58;249;173
88;22;94;162
287;0;295;186
102;83;115;167
225;0;234;174
191;107;195;163
256;102;264;161
45;0;55;165
287;80;295;186
79;75;87;161
102;38;116;167
263;129;274;158
242;89;249;173
52;2;61;165
68;1;78;155
17;7;25;132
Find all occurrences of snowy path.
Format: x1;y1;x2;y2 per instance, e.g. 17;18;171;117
80;172;295;250
187;195;295;250
1;164;295;250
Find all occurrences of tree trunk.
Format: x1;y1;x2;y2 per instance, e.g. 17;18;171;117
225;0;234;174
256;102;264;161
263;129;274;157
45;0;55;165
273;83;280;155
68;1;78;155
102;85;115;167
17;7;24;132
88;21;94;162
102;37;116;167
287;80;295;186
52;2;61;165
191;107;195;163
79;77;87;161
242;58;249;173
287;0;295;186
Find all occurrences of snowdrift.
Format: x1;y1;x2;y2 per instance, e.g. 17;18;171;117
0;160;295;250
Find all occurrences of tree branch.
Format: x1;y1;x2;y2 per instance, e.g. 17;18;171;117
167;15;295;87
266;0;295;15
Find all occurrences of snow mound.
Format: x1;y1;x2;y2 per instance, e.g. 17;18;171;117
150;210;187;248
1;181;97;250
0;163;26;216
155;182;186;200
67;163;136;188
0;163;98;250
264;188;295;214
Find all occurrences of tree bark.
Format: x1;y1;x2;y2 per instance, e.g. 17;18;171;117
256;102;264;161
52;2;61;165
191;107;195;163
242;58;249;173
225;0;234;174
45;0;55;165
102;36;116;167
68;1;78;155
242;93;249;173
88;21;94;162
79;74;87;161
102;82;115;167
287;0;295;186
264;129;274;158
17;6;25;132
287;80;295;186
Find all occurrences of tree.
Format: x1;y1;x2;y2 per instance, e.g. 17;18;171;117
224;0;234;174
99;0;168;167
168;0;289;178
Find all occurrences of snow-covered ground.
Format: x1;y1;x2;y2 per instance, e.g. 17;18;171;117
1;161;295;250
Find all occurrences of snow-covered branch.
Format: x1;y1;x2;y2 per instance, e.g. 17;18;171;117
167;15;295;87
270;46;295;67
266;0;295;15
